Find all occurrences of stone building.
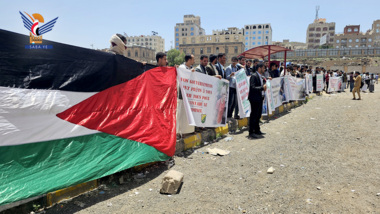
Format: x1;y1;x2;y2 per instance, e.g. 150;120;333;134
306;18;335;49
125;45;156;64
273;39;307;50
333;20;380;49
125;35;165;53
179;41;244;65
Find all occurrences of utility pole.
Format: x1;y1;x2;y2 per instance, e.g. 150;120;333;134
315;6;320;21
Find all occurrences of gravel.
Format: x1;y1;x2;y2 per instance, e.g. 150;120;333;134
45;90;380;214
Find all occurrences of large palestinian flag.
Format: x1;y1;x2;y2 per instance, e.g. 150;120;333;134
0;29;177;206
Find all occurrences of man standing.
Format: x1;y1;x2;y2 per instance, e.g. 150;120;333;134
195;55;208;74
206;54;222;79
352;71;362;100
225;57;240;119
349;72;355;92
248;62;266;138
245;59;253;76
156;52;167;67
179;54;195;71
269;62;279;78
215;53;226;79
237;56;246;70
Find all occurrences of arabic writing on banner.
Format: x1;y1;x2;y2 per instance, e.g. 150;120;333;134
270;78;283;108
328;77;342;93
235;69;251;118
316;74;324;91
177;67;229;127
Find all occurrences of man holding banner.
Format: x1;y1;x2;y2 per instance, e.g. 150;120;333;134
248;63;266;139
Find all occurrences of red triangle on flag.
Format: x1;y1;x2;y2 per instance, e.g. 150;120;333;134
57;67;177;157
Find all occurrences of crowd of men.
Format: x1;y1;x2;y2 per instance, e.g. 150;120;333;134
106;34;377;139
153;50;379;139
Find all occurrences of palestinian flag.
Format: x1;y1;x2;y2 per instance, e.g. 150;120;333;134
0;29;177;206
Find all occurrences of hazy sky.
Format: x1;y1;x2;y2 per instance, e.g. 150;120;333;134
1;0;379;51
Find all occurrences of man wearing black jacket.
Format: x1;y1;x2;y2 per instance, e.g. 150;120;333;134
248;62;267;138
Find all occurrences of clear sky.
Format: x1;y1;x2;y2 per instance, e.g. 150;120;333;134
1;0;379;51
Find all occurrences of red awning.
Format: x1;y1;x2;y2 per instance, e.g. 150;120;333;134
239;45;293;59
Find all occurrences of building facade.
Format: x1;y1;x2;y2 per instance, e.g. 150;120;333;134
243;24;272;50
179;41;244;65
273;39;307;50
306;18;335;49
333;20;380;49
125;35;165;53
125;45;156;64
174;15;205;50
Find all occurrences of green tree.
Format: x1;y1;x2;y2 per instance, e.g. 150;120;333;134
167;49;185;66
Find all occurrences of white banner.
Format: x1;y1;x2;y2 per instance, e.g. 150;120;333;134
235;69;251;118
328;77;342;93
270;78;283;108
316;74;324;91
307;74;313;94
265;80;275;114
289;76;306;100
177;67;229;127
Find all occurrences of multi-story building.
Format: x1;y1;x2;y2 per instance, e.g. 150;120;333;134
243;24;272;50
125;35;165;53
273;39;307;50
125;45;156;63
174;15;205;50
306;18;335;49
178;33;244;65
333;20;380;49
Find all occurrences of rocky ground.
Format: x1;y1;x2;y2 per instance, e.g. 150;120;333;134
44;89;380;214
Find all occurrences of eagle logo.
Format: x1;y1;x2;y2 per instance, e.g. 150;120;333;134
19;11;58;44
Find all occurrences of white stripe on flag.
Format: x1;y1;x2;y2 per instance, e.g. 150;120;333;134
0;87;98;146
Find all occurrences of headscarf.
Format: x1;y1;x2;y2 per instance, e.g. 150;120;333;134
107;34;127;56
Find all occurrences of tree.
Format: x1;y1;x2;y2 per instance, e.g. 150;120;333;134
167;49;185;66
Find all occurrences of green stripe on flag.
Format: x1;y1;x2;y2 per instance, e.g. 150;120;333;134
0;133;170;206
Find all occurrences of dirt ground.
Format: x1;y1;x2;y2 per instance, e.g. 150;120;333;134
45;89;380;214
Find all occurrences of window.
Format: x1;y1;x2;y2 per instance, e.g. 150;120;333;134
127;51;131;57
309;34;314;37
349;39;352;43
253;26;256;29
336;46;339;48
175;42;179;46
191;38;195;43
258;36;261;39
377;29;380;33
176;38;179;41
190;32;194;36
369;38;372;42
336;40;340;43
200;48;203;54
245;42;248;45
258;31;261;34
191;48;194;54
135;51;138;57
245;37;248;40
246;32;249;35
266;30;269;34
245;26;249;30
316;28;321;31
323;27;328;31
176;28;179;31
252;42;255;45
356;39;359;42
368;45;372;47
348;28;352;32
316;33;321;37
234;46;238;53
354;28;358;32
207;47;211;53
309;28;315;31
176;33;179;37
143;52;145;57
216;47;219;54
265;41;268;45
329;27;334;31
258;25;262;29
182;28;184;31
252;36;256;40
355;45;359;47
361;38;366;43
191;27;194;31
225;47;228;53
266;25;269;28
245;48;248;50
258;42;261;45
